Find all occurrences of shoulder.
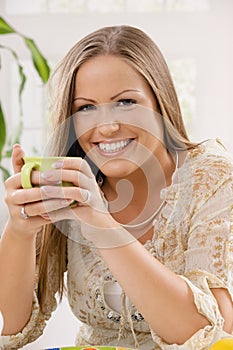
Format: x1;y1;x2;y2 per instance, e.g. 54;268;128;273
183;139;233;208
188;139;233;179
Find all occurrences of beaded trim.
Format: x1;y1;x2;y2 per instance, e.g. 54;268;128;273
95;281;144;324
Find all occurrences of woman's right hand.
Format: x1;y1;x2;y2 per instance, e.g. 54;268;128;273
4;145;52;238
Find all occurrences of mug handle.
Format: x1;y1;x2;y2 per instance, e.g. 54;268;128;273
21;162;40;188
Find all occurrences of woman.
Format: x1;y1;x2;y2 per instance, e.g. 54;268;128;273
0;25;233;350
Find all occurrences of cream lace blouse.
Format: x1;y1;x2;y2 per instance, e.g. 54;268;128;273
1;139;233;350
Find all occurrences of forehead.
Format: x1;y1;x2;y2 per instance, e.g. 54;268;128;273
74;55;149;96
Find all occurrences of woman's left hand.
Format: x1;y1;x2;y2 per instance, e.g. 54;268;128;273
39;157;110;223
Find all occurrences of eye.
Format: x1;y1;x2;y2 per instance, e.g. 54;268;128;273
76;104;96;113
117;99;136;107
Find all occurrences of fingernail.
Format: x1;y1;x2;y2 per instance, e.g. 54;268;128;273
41;186;55;194
41;172;62;185
41;171;54;179
52;160;64;169
61;199;74;206
41;213;50;220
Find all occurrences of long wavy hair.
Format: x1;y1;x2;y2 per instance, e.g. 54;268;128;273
37;25;195;312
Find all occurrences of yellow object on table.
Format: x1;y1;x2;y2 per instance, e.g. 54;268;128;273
209;338;233;349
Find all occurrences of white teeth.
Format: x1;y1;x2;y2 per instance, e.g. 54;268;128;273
98;140;131;153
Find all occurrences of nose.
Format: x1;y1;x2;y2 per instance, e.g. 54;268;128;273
97;122;120;137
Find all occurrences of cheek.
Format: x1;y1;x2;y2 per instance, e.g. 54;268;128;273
125;108;164;143
73;111;99;139
75;132;92;154
133;124;163;149
73;121;92;149
78;136;89;149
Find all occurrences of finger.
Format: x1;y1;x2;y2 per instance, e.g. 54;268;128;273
16;168;90;188
20;213;52;225
5;172;24;190
16;205;52;227
42;205;79;223
53;157;94;179
41;185;89;203
12;144;25;174
7;187;44;205
5;170;64;202
40;169;91;189
23;198;74;217
5;171;54;191
31;170;64;186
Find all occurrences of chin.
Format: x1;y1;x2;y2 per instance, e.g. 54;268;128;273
100;160;137;178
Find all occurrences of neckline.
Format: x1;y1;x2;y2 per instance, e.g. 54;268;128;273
120;151;179;230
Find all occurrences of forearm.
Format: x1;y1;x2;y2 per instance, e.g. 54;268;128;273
0;221;36;335
99;237;210;345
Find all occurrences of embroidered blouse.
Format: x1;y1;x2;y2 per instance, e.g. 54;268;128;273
1;139;233;350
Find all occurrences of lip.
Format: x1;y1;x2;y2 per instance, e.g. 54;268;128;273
93;138;135;157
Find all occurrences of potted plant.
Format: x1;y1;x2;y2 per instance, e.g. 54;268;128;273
0;16;50;180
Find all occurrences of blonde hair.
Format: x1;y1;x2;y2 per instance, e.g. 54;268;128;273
38;25;195;311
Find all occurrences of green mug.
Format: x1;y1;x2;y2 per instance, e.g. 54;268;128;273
21;156;73;189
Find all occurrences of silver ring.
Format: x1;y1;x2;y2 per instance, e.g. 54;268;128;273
81;190;92;205
21;205;30;220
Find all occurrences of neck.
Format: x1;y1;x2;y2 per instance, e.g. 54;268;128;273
102;147;176;218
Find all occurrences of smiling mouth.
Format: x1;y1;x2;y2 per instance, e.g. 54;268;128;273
95;139;134;154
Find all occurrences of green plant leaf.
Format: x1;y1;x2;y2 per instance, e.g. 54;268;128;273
17;62;26;115
0;45;26;115
0;17;51;181
0;165;11;181
0;17;50;83
3;149;12;158
0;16;15;34
23;37;50;83
0;102;6;161
13;119;23;144
4;119;23;158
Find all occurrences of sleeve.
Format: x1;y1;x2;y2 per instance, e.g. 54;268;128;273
150;153;233;349
0;253;60;350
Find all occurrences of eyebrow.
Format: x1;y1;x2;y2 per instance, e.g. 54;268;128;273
110;89;140;100
73;89;140;103
73;97;96;103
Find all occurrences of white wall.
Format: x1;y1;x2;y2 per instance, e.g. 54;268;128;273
0;0;233;348
1;0;232;150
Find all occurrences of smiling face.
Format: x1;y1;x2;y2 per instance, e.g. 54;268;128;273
72;54;166;179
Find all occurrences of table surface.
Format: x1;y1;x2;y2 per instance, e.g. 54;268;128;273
45;347;135;350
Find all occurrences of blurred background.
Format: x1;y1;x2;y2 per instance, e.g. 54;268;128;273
0;0;232;348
